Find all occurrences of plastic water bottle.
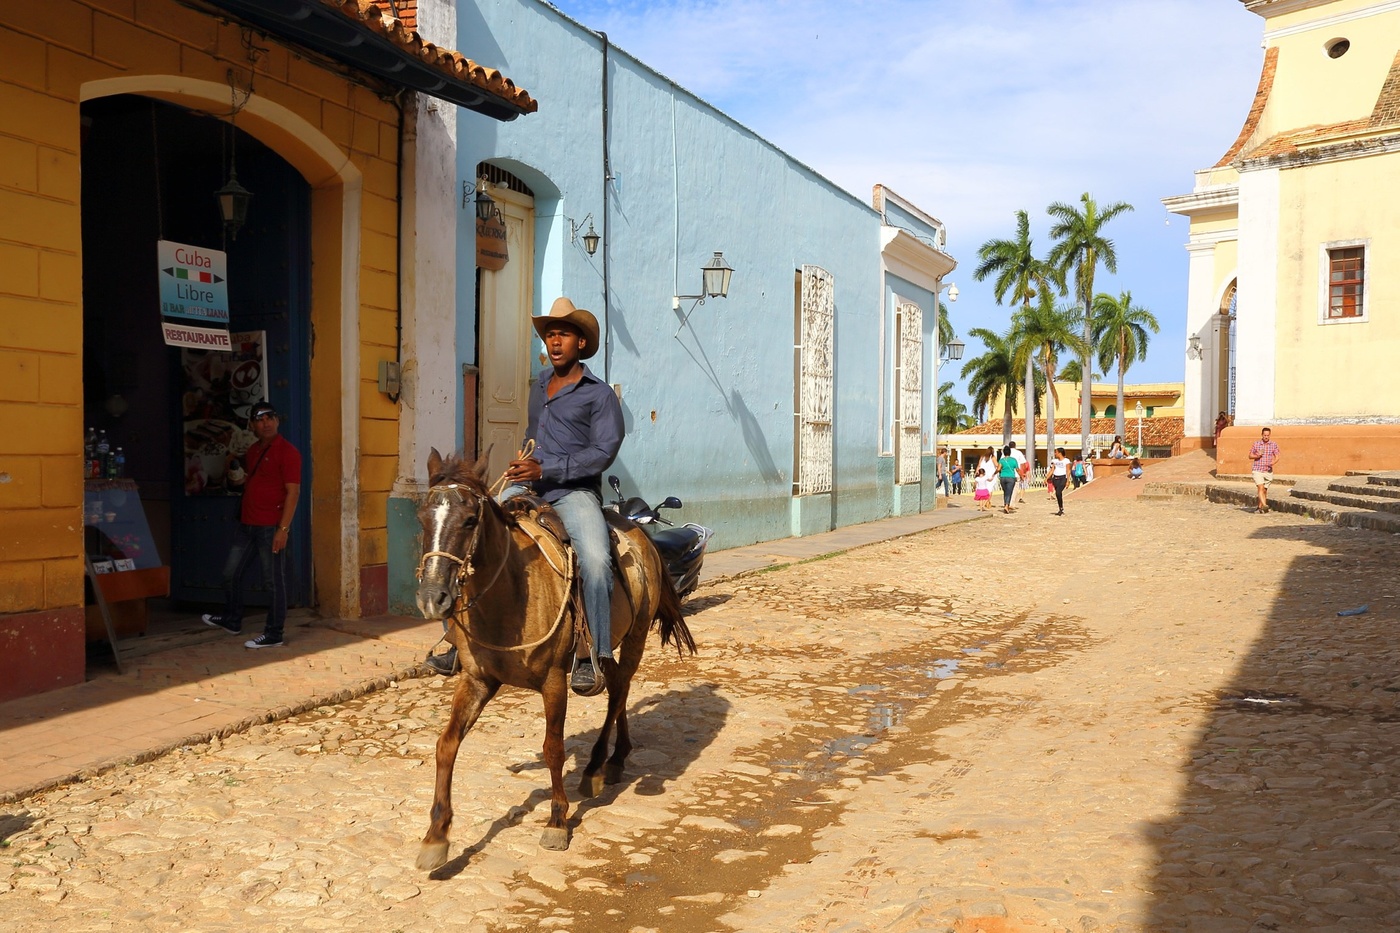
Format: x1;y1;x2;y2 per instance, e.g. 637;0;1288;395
113;447;126;479
95;430;110;478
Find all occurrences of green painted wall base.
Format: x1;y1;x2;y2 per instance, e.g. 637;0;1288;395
387;495;423;616
790;493;833;537
892;482;923;516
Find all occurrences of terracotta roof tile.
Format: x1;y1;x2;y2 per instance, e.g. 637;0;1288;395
1370;49;1400;128
1245;118;1372;159
1217;46;1278;167
331;0;537;113
951;416;1185;448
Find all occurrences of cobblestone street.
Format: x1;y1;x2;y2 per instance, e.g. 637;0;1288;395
4;491;1400;932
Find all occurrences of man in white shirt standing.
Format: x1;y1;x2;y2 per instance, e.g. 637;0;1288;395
1008;441;1029;508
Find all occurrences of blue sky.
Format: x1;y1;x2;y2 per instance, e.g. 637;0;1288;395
542;0;1264;408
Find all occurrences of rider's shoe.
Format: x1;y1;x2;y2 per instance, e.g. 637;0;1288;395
570;659;598;695
425;646;459;676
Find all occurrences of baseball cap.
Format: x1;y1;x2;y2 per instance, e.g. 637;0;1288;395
249;402;279;420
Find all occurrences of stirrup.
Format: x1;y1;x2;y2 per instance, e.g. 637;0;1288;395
570;654;607;697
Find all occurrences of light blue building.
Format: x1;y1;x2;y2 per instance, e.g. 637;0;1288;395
386;0;956;612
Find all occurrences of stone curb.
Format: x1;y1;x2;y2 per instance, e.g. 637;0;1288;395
1142;481;1400;534
0;660;433;806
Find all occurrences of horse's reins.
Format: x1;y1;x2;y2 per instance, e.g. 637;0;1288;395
417;441;575;653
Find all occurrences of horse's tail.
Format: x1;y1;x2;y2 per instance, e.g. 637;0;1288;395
653;557;697;656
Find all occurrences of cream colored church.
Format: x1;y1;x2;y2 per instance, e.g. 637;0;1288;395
1164;0;1400;474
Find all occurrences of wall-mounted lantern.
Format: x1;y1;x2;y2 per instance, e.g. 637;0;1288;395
215;167;253;241
1186;335;1203;360
569;214;600;256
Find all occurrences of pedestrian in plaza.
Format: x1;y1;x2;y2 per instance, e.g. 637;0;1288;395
998;445;1019;514
1248;426;1281;514
977;447;998;489
1128;457;1144;480
1108;436;1127;459
973;467;993;511
935;448;950;496
1084;454;1096;484
1070;454;1086;490
1008;440;1029;508
950;462;964;496
202;401;302;648
1214;411;1230;447
1049;447;1070;515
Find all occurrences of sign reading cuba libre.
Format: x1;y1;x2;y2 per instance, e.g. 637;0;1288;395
476;213;509;271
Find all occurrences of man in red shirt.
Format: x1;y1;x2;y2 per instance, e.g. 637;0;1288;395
202;401;302;647
1248;426;1281;514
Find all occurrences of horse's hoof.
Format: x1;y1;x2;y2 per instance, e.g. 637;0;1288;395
416;840;450;871
539;827;570;851
604;763;625;785
579;772;605;799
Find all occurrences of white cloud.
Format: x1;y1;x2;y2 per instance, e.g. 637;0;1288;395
547;0;1264;388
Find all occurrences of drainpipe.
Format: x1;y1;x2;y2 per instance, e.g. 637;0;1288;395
388;89;406;404
600;32;612;382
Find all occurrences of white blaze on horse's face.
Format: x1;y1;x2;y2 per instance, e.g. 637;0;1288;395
429;497;452;558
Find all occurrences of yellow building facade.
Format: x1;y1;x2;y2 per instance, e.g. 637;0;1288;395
1165;0;1400;473
985;381;1185;422
0;0;532;700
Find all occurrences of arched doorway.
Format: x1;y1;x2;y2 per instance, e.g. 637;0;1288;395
1220;280;1237;418
475;163;537;482
80;94;312;615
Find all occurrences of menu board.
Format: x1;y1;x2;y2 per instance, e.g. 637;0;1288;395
180;330;266;496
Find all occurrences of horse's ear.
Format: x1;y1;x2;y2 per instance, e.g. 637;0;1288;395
427;447;444;481
472;445;493;482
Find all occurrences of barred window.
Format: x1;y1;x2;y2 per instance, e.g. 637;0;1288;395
1328;247;1364;319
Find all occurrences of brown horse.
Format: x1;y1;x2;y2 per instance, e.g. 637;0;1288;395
413;449;695;871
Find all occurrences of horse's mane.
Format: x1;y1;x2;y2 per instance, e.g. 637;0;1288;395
429;452;491;499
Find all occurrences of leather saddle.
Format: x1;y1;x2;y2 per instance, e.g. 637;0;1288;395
501;494;646;623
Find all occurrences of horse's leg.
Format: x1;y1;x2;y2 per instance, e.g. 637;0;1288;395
604;672;634;786
417;673;498;871
578;671;624;799
539;671;572;850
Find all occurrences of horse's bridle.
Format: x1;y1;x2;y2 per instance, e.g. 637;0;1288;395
416;483;508;612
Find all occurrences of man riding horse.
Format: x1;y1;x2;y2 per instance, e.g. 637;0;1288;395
427;297;624;697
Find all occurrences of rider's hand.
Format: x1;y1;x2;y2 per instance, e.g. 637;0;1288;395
506;457;542;483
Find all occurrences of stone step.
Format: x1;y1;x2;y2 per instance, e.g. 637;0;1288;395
1328;477;1400;499
1366;471;1400;488
1290;487;1400;515
1142;479;1400;529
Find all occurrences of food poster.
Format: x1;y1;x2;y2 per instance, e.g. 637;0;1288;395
180;330;266;496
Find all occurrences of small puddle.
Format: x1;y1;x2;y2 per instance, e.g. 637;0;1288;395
848;684;883;695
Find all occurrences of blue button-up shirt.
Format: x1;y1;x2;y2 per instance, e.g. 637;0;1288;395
525;364;625;502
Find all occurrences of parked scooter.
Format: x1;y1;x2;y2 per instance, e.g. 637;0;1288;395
606;475;713;600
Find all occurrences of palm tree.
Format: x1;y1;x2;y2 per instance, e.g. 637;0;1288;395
1047;192;1134;457
937;299;955;352
936;381;969;435
961;327;1019;444
1012;292;1089;459
1092;289;1160;439
973;210;1062;462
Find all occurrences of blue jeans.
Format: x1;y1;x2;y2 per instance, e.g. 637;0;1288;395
500;486;613;659
220;523;287;640
1000;476;1017;508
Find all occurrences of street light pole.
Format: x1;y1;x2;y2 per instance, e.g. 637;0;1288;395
1136;400;1144;457
933;281;960;500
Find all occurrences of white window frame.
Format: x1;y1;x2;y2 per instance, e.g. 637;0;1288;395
1317;238;1369;325
794;265;834;496
894;299;923;485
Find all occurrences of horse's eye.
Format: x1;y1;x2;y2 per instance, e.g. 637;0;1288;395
462;514;478;529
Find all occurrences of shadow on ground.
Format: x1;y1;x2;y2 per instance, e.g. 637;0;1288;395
1144;521;1400;931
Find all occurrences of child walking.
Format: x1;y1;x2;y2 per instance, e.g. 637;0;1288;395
973;467;993;511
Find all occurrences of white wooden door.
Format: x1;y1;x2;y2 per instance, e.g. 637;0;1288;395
478;188;535;482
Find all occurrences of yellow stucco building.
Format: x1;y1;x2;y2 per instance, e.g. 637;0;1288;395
1164;0;1400;474
985;381;1185;422
0;0;533;700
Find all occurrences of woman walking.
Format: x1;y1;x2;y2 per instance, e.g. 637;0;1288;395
998;445;1019;514
1049;446;1071;515
977;447;998;489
